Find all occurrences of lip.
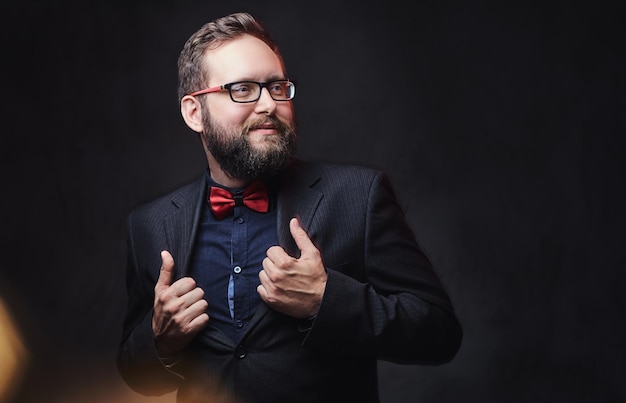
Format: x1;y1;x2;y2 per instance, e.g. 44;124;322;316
249;124;277;134
251;124;276;130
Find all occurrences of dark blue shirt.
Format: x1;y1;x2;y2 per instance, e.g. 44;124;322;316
189;171;277;343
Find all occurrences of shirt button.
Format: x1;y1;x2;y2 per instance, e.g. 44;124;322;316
236;320;243;328
235;345;247;359
233;266;242;274
238;217;244;224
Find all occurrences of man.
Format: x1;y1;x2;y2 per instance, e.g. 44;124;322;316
117;12;462;403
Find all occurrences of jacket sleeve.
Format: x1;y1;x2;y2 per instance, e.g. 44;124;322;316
116;209;182;396
301;170;462;365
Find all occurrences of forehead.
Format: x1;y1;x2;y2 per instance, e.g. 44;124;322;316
204;34;285;84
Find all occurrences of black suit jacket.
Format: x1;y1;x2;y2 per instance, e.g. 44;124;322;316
117;159;462;403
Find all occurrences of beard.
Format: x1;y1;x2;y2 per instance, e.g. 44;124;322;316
200;110;298;181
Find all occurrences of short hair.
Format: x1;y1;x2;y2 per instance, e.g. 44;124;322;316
177;12;281;101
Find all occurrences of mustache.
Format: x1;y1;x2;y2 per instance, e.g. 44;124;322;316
242;116;291;134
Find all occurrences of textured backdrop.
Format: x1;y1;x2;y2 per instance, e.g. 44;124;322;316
1;1;624;402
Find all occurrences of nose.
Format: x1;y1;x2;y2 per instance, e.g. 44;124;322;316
254;87;277;115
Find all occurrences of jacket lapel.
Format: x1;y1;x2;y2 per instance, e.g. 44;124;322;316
276;162;323;258
164;176;207;279
246;163;323;337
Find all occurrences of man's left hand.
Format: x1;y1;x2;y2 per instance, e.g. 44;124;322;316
257;217;327;318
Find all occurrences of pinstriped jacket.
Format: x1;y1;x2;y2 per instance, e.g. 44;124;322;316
117;159;462;403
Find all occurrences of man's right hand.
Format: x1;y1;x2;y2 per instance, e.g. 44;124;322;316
152;250;209;358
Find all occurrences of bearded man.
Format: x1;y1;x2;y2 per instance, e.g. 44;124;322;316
117;12;462;403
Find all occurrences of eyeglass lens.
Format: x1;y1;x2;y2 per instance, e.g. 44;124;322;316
229;81;294;102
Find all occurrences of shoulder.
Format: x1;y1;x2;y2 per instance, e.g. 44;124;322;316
291;159;384;184
129;175;205;219
285;159;402;215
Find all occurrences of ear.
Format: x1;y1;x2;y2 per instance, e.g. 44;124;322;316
180;95;204;133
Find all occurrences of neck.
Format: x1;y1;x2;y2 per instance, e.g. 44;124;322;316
206;156;248;189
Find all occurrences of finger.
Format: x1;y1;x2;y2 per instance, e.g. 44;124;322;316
170;277;199;297
257;270;273;298
289;217;317;257
188;312;210;329
156;250;175;290
186;298;209;320
260;257;285;285
264;245;285;263
178;286;205;308
258;268;269;288
256;283;269;302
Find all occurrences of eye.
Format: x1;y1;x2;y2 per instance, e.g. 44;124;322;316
269;82;287;95
230;82;254;95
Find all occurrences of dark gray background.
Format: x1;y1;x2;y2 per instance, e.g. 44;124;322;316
1;0;624;402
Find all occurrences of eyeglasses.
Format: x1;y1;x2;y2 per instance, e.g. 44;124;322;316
188;79;295;103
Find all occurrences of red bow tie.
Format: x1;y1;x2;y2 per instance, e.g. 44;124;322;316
208;180;269;220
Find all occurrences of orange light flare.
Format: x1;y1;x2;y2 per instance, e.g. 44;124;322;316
0;297;28;403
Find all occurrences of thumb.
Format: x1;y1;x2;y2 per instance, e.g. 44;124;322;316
156;250;175;290
289;217;316;257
